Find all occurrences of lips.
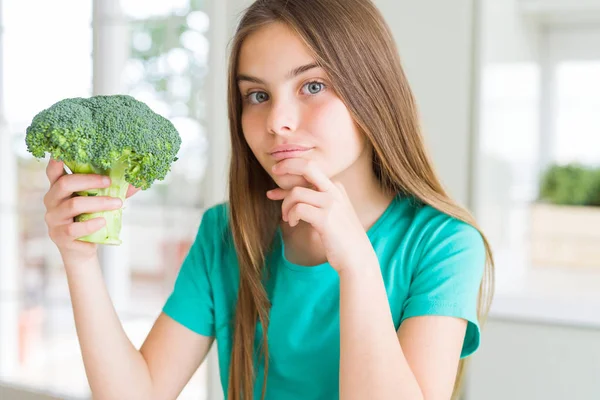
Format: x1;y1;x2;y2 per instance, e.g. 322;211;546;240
271;149;313;161
269;144;314;160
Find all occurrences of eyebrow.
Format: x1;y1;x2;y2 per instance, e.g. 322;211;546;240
236;62;320;85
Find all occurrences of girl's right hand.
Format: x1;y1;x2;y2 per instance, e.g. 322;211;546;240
43;158;127;264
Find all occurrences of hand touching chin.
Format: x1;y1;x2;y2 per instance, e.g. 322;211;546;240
272;172;312;191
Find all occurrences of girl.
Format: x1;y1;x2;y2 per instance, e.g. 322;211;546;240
42;0;494;399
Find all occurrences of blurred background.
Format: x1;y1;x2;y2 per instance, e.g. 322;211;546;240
0;0;599;399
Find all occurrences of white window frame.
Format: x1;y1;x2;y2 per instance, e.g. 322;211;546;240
538;25;600;172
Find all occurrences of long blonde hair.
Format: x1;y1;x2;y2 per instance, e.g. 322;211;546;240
226;1;494;399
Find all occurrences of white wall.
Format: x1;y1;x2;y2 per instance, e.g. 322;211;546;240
466;319;600;400
481;0;541;64
374;0;477;207
547;26;600;60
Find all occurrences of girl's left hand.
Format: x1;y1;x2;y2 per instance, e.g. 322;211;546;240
266;158;377;273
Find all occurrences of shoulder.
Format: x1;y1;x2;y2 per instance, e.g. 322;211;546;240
398;198;485;269
201;201;230;232
399;202;487;359
415;204;483;246
193;201;234;260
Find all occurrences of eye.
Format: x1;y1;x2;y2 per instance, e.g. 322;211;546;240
245;91;269;104
302;81;326;95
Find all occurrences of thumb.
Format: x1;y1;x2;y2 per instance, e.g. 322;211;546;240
126;185;141;199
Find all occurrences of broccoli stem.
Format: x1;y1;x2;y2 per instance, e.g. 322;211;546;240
66;158;130;245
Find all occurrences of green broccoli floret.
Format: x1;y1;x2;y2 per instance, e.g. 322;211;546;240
25;94;182;245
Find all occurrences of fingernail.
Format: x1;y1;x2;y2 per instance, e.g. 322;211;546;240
103;177;111;186
112;198;122;207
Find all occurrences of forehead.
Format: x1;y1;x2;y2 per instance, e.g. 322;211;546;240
237;22;315;75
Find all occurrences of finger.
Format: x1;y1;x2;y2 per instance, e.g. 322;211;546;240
45;174;111;209
126;185;141;199
288;203;323;228
272;159;334;192
266;188;288;201
63;218;107;241
280;187;328;222
46;158;67;186
48;196;122;225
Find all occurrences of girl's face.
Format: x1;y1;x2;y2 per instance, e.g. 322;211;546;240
237;22;369;191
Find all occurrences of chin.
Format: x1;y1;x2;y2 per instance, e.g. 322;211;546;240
273;174;311;190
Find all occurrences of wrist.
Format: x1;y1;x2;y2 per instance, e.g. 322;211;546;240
60;250;100;272
337;250;380;279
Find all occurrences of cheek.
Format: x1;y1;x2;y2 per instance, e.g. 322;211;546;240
310;99;362;152
241;111;263;151
241;110;278;178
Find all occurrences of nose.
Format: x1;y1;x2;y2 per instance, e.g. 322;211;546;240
267;98;298;136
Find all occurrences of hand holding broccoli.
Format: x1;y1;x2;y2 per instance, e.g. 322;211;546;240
26;95;181;248
42;159;128;262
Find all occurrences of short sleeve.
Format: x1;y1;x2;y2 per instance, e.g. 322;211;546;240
162;209;217;337
401;217;486;358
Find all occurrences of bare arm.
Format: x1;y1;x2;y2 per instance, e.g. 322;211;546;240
397;316;466;400
140;313;214;400
338;261;424;400
44;159;214;399
66;258;213;400
338;259;466;400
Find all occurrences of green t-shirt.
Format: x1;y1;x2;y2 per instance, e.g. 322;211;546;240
162;194;486;399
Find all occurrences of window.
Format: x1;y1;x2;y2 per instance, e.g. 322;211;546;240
0;1;211;398
475;63;541;262
554;61;600;165
476;25;600;270
1;1;95;397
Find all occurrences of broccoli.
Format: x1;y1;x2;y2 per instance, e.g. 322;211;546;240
25;94;182;245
